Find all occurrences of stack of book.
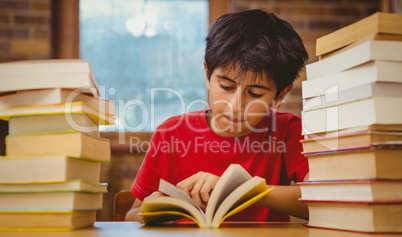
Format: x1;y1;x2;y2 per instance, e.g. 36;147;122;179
299;12;402;233
0;59;115;231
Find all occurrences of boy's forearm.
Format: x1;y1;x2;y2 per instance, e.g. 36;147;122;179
256;185;309;220
124;207;142;222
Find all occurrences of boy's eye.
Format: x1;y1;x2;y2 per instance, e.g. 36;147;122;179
220;84;234;90
248;91;263;98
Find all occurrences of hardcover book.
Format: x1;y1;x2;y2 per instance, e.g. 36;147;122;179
0;156;101;184
302;200;402;233
0;210;96;231
315;12;402;56
6;132;111;162
0;59;99;97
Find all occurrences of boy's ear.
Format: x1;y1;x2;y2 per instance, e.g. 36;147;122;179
204;61;210;91
272;84;293;108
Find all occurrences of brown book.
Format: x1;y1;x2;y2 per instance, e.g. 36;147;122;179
6;132;110;162
299;180;402;202
301;131;402;153
304;124;402;140
0;210;96;231
303;200;402;233
305;147;402;181
319;33;402;60
316;12;402;56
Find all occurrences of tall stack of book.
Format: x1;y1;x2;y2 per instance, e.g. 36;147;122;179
299;12;402;234
0;59;115;231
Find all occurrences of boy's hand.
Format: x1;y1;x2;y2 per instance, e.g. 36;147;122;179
176;172;219;209
137;191;163;221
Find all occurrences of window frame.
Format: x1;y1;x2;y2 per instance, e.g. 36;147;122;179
52;0;231;59
52;0;232;150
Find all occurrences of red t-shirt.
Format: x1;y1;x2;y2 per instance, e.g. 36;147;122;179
131;109;308;222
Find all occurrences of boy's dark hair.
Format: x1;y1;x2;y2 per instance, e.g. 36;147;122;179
205;9;308;97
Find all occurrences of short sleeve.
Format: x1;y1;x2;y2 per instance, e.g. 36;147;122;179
283;116;309;182
130;129;168;201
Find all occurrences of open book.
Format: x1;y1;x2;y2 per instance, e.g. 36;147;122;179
138;164;273;228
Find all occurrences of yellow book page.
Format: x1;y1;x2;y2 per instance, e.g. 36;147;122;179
139;211;201;228
216;188;273;228
0;101;114;125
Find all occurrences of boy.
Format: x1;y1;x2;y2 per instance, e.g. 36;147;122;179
125;9;309;222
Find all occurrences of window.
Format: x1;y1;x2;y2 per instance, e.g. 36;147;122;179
80;0;209;132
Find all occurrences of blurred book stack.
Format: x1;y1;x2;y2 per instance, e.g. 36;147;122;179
0;59;115;231
299;12;402;234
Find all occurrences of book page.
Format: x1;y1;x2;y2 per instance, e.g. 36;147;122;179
211;177;272;227
205;164;252;225
158;179;203;213
140;196;206;227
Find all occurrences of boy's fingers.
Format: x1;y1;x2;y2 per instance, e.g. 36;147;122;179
190;179;206;208
177;175;199;194
201;174;219;203
200;182;213;203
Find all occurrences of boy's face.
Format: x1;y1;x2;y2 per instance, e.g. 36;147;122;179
204;62;292;137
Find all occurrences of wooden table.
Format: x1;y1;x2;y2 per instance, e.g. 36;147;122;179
1;222;402;237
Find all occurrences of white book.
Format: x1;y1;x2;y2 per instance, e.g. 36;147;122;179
302;60;402;99
303;82;402;111
0;59;99;97
301;97;402;135
306;40;402;79
0;59;95;76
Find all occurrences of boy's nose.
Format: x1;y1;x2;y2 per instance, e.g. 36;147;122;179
229;88;245;115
